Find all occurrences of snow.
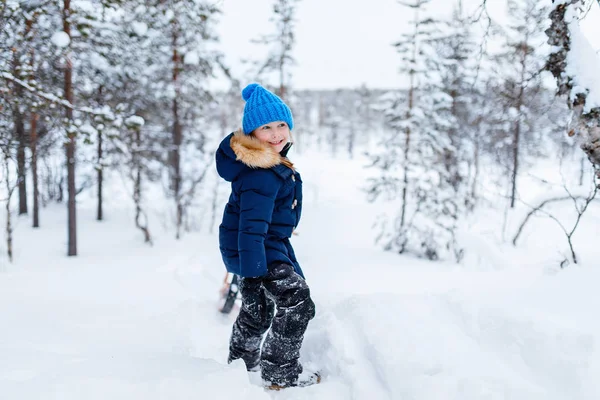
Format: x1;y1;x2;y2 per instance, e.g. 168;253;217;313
1;151;600;399
51;31;70;48
565;5;600;112
183;50;200;66
125;115;145;127
131;21;148;37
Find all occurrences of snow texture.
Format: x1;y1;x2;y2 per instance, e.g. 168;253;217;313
51;31;70;48
565;5;600;112
131;21;148;37
125;115;145;128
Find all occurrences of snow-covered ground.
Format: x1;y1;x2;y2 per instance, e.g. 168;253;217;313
1;150;599;400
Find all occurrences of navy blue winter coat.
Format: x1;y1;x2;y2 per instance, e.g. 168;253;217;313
216;130;304;279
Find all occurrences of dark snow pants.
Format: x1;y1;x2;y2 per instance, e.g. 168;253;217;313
228;263;316;386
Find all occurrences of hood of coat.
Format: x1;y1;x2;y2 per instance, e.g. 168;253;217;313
216;129;288;183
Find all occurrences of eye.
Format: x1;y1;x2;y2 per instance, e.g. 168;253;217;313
278;123;287;128
261;125;270;130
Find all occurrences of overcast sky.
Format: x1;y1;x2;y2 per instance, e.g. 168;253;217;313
215;0;600;90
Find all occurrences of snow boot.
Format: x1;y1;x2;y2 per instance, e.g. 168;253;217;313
265;371;321;391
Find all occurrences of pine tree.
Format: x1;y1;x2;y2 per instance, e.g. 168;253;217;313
368;0;464;261
141;0;222;238
431;0;477;207
254;0;300;100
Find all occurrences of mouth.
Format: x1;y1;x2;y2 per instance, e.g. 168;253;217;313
268;139;284;146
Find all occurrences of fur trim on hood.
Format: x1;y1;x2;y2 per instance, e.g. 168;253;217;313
230;129;292;169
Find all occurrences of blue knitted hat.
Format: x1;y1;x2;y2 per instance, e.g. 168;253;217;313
241;83;294;134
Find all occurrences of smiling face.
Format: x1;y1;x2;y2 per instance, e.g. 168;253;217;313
252;121;291;153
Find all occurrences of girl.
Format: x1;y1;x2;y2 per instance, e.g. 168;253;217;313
215;83;319;389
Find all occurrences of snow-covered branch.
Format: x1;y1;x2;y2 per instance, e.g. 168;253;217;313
2;72;115;119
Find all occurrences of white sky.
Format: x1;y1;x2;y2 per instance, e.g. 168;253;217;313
215;0;600;90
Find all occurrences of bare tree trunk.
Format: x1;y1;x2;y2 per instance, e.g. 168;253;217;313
510;118;521;208
11;43;28;216
28;27;40;227
57;174;64;203
3;155;14;263
63;0;77;256
279;57;286;100
471;125;481;208
133;128;152;244
15;112;27;215
31;113;39;227
97;126;103;221
399;4;422;237
171;27;183;239
348;125;355;159
510;45;527;208
400;28;417;234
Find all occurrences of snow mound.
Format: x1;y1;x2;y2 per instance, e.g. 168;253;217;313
302;293;597;400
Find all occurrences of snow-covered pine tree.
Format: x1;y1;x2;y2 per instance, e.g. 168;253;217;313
140;0;222;238
428;0;477;211
253;0;300;101
83;1;166;239
367;0;463;261
69;0;127;222
1;1;65;229
1;1;38;217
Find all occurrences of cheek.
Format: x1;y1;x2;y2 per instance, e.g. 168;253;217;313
254;131;269;142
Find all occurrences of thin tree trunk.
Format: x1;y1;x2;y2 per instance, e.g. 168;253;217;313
133;128;152;244
12;28;28;216
16;112;27;215
96;86;103;221
97;127;103;221
171;27;183;239
400;14;417;233
510;46;527;209
471;125;481;207
173;100;183;239
279;57;285;100
348;126;355;159
28;25;40;227
63;0;77;256
12;55;27;216
510;118;521;208
4;155;14;263
31;112;39;227
57;174;64;203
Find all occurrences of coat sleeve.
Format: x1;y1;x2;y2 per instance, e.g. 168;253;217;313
237;170;280;277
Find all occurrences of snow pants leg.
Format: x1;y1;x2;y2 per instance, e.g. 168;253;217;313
228;263;316;385
228;276;274;371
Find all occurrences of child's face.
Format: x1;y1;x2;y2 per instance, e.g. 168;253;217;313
252;121;290;153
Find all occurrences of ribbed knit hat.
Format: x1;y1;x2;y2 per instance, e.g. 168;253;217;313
241;83;294;135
